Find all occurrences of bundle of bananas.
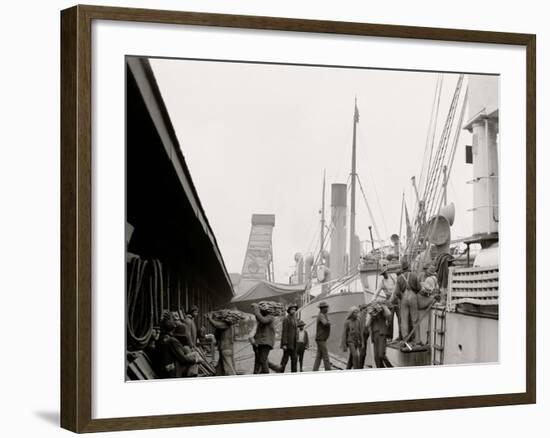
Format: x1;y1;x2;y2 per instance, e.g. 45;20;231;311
359;302;384;316
258;301;285;316
209;309;245;324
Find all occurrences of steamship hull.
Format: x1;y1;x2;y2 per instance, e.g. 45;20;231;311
298;290;367;362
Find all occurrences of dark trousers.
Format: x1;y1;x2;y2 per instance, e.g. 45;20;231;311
296;343;306;371
359;329;370;368
389;304;402;340
372;333;393;368
313;340;331;371
280;348;298;372
401;290;419;342
346;342;361;369
253;345;272;374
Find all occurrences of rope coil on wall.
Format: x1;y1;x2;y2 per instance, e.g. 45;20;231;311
127;257;164;350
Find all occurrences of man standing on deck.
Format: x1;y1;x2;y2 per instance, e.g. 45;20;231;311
371;265;396;339
312;301;332;371
390;260;421;343
389;259;411;341
280;303;299;373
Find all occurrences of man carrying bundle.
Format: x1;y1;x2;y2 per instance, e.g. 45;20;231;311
279;303;299;373
365;303;393;368
342;306;362;369
251;302;277;373
206;312;237;376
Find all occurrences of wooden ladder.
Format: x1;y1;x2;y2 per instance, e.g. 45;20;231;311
432;308;446;365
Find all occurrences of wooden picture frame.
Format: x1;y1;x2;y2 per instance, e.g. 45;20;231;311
60;4;536;433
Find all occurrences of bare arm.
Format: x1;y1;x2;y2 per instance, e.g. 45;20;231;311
207;316;229;330
372;279;384;301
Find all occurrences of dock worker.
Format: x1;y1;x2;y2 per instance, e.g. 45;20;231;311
156;316;202;378
358;305;370;368
312;301;332;371
248;335;282;373
372;266;396;302
389;259;411;341
371;265;396;339
206;314;237;376
280;303;299;373
251;302;276;373
390;261;421;343
183;305;199;348
341;306;362;369
418;263;440;310
365;303;393;368
172;322;203;377
296;320;309;372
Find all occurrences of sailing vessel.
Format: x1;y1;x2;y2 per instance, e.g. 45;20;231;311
296;73;499;367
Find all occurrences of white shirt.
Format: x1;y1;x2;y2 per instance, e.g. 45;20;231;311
297;330;306;343
373;275;396;301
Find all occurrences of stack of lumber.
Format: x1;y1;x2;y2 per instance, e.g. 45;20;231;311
258;301;285;316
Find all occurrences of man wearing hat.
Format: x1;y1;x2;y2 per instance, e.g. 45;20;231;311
371;265;396;340
296;320;309;372
172;322;203;377
372;265;396;302
155;316;202;378
390;259;421;343
279;303;299;372
183;305;200;348
388;258;412;341
313;301;332;371
206;313;237;376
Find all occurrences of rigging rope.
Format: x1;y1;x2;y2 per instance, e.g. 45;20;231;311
356;175;382;244
419;74;443;194
406;75;465;258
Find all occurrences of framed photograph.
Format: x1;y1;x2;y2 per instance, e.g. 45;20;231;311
60;4;536;433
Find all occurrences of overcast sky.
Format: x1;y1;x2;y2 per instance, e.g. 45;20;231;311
150;58;479;283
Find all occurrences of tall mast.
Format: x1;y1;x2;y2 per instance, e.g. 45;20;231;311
320;169;326;256
349;97;359;270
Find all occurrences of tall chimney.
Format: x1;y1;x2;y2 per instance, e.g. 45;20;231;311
464;75;499;240
330;183;347;279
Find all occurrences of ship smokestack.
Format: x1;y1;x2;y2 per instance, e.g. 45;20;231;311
330;183;347;279
294;253;304;284
464;76;499;241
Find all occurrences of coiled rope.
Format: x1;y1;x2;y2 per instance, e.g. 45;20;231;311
127;257;164;350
